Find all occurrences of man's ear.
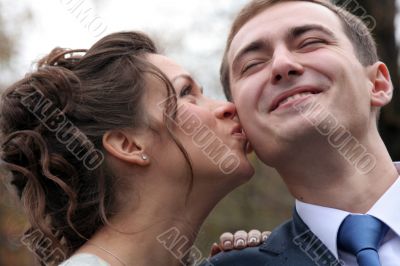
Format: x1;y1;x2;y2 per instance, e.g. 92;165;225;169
102;130;150;167
368;62;393;107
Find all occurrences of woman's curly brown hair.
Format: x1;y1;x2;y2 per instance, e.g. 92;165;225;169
0;31;191;265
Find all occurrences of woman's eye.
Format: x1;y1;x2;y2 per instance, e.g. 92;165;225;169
179;85;192;97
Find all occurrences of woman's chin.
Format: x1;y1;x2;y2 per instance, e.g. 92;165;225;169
228;160;255;186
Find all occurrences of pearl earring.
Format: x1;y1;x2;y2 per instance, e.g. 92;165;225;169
141;154;148;160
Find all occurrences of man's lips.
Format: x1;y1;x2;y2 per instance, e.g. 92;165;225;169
269;86;323;112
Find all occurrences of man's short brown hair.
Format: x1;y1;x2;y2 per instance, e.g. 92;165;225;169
221;0;379;100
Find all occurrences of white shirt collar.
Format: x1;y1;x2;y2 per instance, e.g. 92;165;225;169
295;162;400;259
368;162;400;238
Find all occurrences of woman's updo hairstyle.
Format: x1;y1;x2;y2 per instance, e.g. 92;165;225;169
0;31;181;265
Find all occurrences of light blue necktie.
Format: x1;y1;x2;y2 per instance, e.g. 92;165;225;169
337;214;389;266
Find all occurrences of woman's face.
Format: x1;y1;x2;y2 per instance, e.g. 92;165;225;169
146;54;254;185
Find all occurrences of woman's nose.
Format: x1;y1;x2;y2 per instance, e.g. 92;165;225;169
214;101;237;119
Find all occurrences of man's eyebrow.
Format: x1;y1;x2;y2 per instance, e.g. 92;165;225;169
288;24;336;41
231;24;336;75
232;40;271;73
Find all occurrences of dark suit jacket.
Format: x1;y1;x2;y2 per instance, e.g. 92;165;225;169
201;209;343;266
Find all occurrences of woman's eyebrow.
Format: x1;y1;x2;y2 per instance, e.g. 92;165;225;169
171;74;194;83
172;74;204;93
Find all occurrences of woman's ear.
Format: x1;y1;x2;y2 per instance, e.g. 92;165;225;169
102;130;150;167
368;62;393;107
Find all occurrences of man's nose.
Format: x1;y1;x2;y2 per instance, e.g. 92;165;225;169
270;47;304;84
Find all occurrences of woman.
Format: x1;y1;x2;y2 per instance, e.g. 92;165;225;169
0;31;254;265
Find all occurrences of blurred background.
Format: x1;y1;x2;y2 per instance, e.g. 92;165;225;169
0;0;399;265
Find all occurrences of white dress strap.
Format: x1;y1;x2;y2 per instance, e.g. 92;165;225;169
59;253;110;266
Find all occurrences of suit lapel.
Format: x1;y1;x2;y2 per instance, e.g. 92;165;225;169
258;208;342;266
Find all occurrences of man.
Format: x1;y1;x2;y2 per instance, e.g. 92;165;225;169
204;0;399;265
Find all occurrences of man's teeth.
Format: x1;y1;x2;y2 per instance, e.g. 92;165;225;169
279;92;314;106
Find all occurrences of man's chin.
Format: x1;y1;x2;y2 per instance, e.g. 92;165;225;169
270;116;316;139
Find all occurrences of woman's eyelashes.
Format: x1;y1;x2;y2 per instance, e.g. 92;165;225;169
180;84;193;97
179;83;203;98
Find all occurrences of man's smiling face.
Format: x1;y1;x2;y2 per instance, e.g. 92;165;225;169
227;1;377;165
